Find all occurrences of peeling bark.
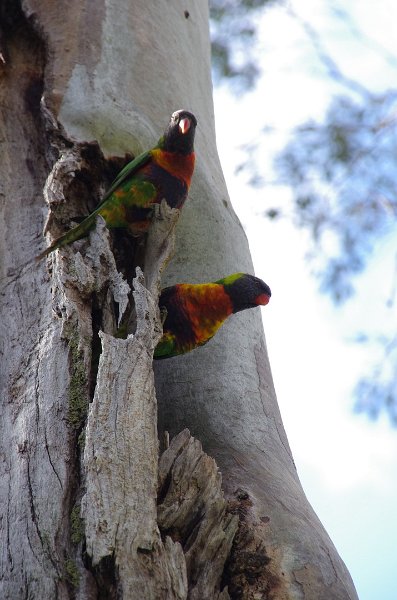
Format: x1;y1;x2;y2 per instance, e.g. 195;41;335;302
82;201;184;598
82;301;186;599
158;429;238;600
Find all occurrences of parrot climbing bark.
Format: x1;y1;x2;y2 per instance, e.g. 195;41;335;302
154;273;271;359
37;109;197;260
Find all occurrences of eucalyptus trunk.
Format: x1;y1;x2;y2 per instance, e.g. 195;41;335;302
0;0;358;599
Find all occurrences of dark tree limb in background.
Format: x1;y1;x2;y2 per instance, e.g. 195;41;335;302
210;0;275;90
0;0;358;598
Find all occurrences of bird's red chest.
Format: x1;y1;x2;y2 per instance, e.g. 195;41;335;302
150;149;195;187
178;284;233;343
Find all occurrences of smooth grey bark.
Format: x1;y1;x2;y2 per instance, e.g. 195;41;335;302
0;0;358;599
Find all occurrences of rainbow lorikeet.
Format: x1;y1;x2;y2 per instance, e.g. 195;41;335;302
154;273;271;359
37;110;197;260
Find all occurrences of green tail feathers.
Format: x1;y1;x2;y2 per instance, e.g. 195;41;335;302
36;212;98;262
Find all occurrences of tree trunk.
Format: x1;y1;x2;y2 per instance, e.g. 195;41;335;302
0;0;358;599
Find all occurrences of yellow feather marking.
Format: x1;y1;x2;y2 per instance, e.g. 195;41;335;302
216;273;243;286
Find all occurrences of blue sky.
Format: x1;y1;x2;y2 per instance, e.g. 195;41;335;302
214;1;397;598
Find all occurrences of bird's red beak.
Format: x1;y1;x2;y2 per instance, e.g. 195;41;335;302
179;117;191;134
256;293;271;306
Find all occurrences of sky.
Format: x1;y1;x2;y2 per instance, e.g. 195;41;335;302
214;1;397;598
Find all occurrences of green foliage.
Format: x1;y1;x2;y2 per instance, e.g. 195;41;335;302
355;334;397;425
210;0;275;90
273;91;397;422
210;1;397;423
274;91;397;302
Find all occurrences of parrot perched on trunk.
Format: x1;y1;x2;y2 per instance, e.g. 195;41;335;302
37;109;197;260
154;273;271;359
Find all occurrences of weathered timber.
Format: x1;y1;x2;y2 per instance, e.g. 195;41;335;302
158;429;238;600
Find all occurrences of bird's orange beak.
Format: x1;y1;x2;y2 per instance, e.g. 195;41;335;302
179;117;191;134
256;293;271;306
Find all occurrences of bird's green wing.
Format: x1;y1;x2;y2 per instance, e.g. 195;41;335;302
96;149;153;209
35;149;154;261
153;333;177;359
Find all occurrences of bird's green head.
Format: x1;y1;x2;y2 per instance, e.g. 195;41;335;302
217;273;272;313
160;109;197;155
